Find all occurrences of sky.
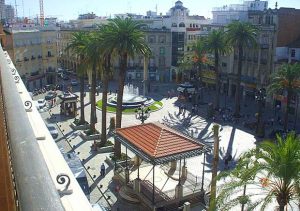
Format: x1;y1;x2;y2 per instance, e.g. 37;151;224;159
5;0;300;21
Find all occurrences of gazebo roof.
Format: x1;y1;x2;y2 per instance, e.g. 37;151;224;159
114;122;209;165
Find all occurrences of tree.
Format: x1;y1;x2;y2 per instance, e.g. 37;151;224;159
209;124;220;211
205;30;230;110
84;32;102;133
192;37;207;88
94;25;113;146
101;17;151;157
226;21;258;117
216;132;300;211
268;63;300;131
65;31;89;125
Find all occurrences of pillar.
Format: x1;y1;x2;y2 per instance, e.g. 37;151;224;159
175;183;183;199
133;178;141;192
181;165;187;179
170;161;177;170
143;56;149;96
134;156;142;166
183;202;191;211
125;168;130;184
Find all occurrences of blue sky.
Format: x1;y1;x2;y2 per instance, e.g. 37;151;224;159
6;0;300;21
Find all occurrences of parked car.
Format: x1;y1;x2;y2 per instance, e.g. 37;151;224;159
45;91;57;100
46;124;58;139
37;99;46;109
71;79;78;86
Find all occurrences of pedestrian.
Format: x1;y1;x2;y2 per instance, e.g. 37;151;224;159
191;105;195;115
100;163;105;176
188;94;192;102
178;105;182;114
195;104;198;114
224;153;232;170
183;105;187;115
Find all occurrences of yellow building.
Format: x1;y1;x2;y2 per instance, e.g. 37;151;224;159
4;27;58;91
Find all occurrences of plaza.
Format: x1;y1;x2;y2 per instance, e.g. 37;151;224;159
34;79;270;210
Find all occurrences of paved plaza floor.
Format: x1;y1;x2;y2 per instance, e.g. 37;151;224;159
35;81;298;210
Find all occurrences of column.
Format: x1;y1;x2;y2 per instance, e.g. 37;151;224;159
143;56;149;96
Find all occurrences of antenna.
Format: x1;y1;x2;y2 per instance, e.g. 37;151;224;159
22;0;24;17
39;0;44;26
14;0;18;19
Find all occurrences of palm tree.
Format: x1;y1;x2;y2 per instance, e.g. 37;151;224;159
65;31;89;125
205;30;230;110
84;32;102;133
192;38;207;88
101;17;151;157
94;25;112;146
216;132;300;211
268;63;300;131
226;21;258;117
209;124;220;211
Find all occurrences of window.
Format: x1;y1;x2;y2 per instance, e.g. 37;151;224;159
47;51;52;57
222;62;227;67
159;35;166;43
159;57;165;66
148;35;156;43
172;23;177;27
159;47;165;55
179;22;185;27
291;49;296;58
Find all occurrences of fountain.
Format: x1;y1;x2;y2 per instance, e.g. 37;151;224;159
107;84;154;108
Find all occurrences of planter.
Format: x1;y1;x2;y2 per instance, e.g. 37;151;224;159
96;145;114;153
105;156;115;168
70;122;90;130
80;131;101;141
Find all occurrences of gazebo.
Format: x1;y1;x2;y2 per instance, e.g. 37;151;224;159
113;122;210;210
58;92;78;117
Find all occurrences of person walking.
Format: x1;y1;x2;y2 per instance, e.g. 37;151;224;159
100;163;105;176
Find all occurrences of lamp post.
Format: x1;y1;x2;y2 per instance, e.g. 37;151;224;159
135;103;150;124
255;88;266;137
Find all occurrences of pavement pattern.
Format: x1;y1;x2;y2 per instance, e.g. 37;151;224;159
34;80;299;211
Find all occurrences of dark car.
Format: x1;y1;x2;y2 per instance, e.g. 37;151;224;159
45;91;57;100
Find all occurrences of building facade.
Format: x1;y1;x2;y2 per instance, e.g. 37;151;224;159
212;1;277;100
5;27;58;91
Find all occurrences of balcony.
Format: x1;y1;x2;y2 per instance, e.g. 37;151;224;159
0;49;92;210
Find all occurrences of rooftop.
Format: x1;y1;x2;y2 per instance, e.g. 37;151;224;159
116;122;205;162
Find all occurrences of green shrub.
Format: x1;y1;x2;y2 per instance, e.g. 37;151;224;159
110;152;129;162
84;129;100;136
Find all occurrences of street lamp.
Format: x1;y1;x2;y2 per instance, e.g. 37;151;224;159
135;103;150;124
255;88;266;137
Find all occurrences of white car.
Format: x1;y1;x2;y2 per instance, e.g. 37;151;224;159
37;99;46;109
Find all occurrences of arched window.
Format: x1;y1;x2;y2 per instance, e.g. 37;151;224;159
179;22;185;27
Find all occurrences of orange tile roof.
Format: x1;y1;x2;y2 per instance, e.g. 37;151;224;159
116;122;203;159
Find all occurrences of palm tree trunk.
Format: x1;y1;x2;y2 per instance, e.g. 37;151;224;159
234;45;243;117
209;124;220;211
79;75;85;124
101;56;110;146
284;88;291;131
214;52;220;110
89;62;97;133
115;53;127;158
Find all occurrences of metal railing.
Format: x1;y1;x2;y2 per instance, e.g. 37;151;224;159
0;48;65;211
